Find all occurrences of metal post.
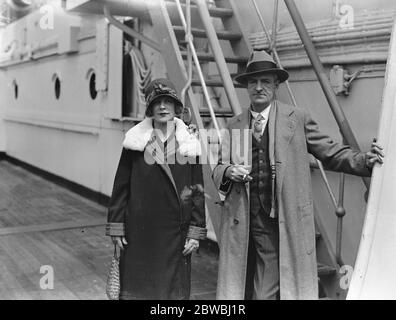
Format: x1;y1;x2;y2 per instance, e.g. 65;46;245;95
103;5;161;52
194;0;243;116
271;0;279;49
284;0;369;190
317;160;338;208
336;172;346;265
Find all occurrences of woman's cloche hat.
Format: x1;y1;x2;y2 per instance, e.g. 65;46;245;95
234;50;289;86
144;78;183;113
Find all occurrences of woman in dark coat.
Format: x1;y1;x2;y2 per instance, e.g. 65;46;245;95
106;78;206;300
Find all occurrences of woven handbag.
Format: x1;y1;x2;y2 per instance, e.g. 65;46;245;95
106;244;120;300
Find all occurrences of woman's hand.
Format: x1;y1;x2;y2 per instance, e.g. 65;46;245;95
183;238;199;256
111;236;128;250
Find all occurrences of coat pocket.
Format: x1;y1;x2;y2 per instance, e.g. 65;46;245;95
221;200;240;226
298;201;315;255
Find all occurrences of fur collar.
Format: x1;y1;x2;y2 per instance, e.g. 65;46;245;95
122;117;201;157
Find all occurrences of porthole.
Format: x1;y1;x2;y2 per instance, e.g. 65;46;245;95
54;76;61;99
89;72;97;100
12;80;18;99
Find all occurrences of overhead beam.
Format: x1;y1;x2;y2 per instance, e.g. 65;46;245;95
67;0;151;21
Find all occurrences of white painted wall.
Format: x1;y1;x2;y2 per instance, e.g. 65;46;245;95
0;9;130;196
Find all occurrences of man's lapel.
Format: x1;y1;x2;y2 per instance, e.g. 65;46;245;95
273;101;297;195
232;108;252;168
231;108;252;196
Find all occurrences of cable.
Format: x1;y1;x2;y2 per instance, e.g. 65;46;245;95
127;45;151;118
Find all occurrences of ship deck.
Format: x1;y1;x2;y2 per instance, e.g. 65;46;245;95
0;158;218;300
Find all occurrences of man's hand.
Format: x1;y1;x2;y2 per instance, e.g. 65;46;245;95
183;238;199;256
225;164;253;183
365;138;385;169
111;236;128;250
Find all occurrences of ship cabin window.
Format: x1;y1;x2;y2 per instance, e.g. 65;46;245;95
12;80;18;99
89;72;97;100
52;74;61;100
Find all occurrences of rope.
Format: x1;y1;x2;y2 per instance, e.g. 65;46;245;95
180;0;193;123
127;45;151;118
174;0;222;143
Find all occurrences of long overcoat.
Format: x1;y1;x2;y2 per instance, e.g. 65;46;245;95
106;117;206;300
212;101;371;300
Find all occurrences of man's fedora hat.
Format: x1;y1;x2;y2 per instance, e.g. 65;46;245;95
234;50;289;85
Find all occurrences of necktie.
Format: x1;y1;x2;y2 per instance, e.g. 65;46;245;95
253;114;265;142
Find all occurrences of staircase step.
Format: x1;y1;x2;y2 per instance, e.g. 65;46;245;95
208;6;234;18
191;78;245;88
173;26;242;41
199;108;234;118
180;51;248;64
165;2;234;18
317;263;337;277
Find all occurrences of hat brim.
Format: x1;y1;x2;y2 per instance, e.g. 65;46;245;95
146;93;183;111
234;68;289;86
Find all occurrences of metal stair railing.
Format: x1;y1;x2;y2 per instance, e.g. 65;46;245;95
174;0;222;143
179;0;193;118
194;0;243;116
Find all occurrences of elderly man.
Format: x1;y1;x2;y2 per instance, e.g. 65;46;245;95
212;50;384;300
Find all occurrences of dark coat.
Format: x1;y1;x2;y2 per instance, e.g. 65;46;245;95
212;102;371;300
106;117;206;300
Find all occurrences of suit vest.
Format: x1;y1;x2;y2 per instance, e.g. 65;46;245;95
250;124;272;216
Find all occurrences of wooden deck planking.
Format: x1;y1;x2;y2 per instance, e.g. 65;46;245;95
0;220;105;236
0;160;218;299
0;227;111;299
0;161;106;229
0;226;217;299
